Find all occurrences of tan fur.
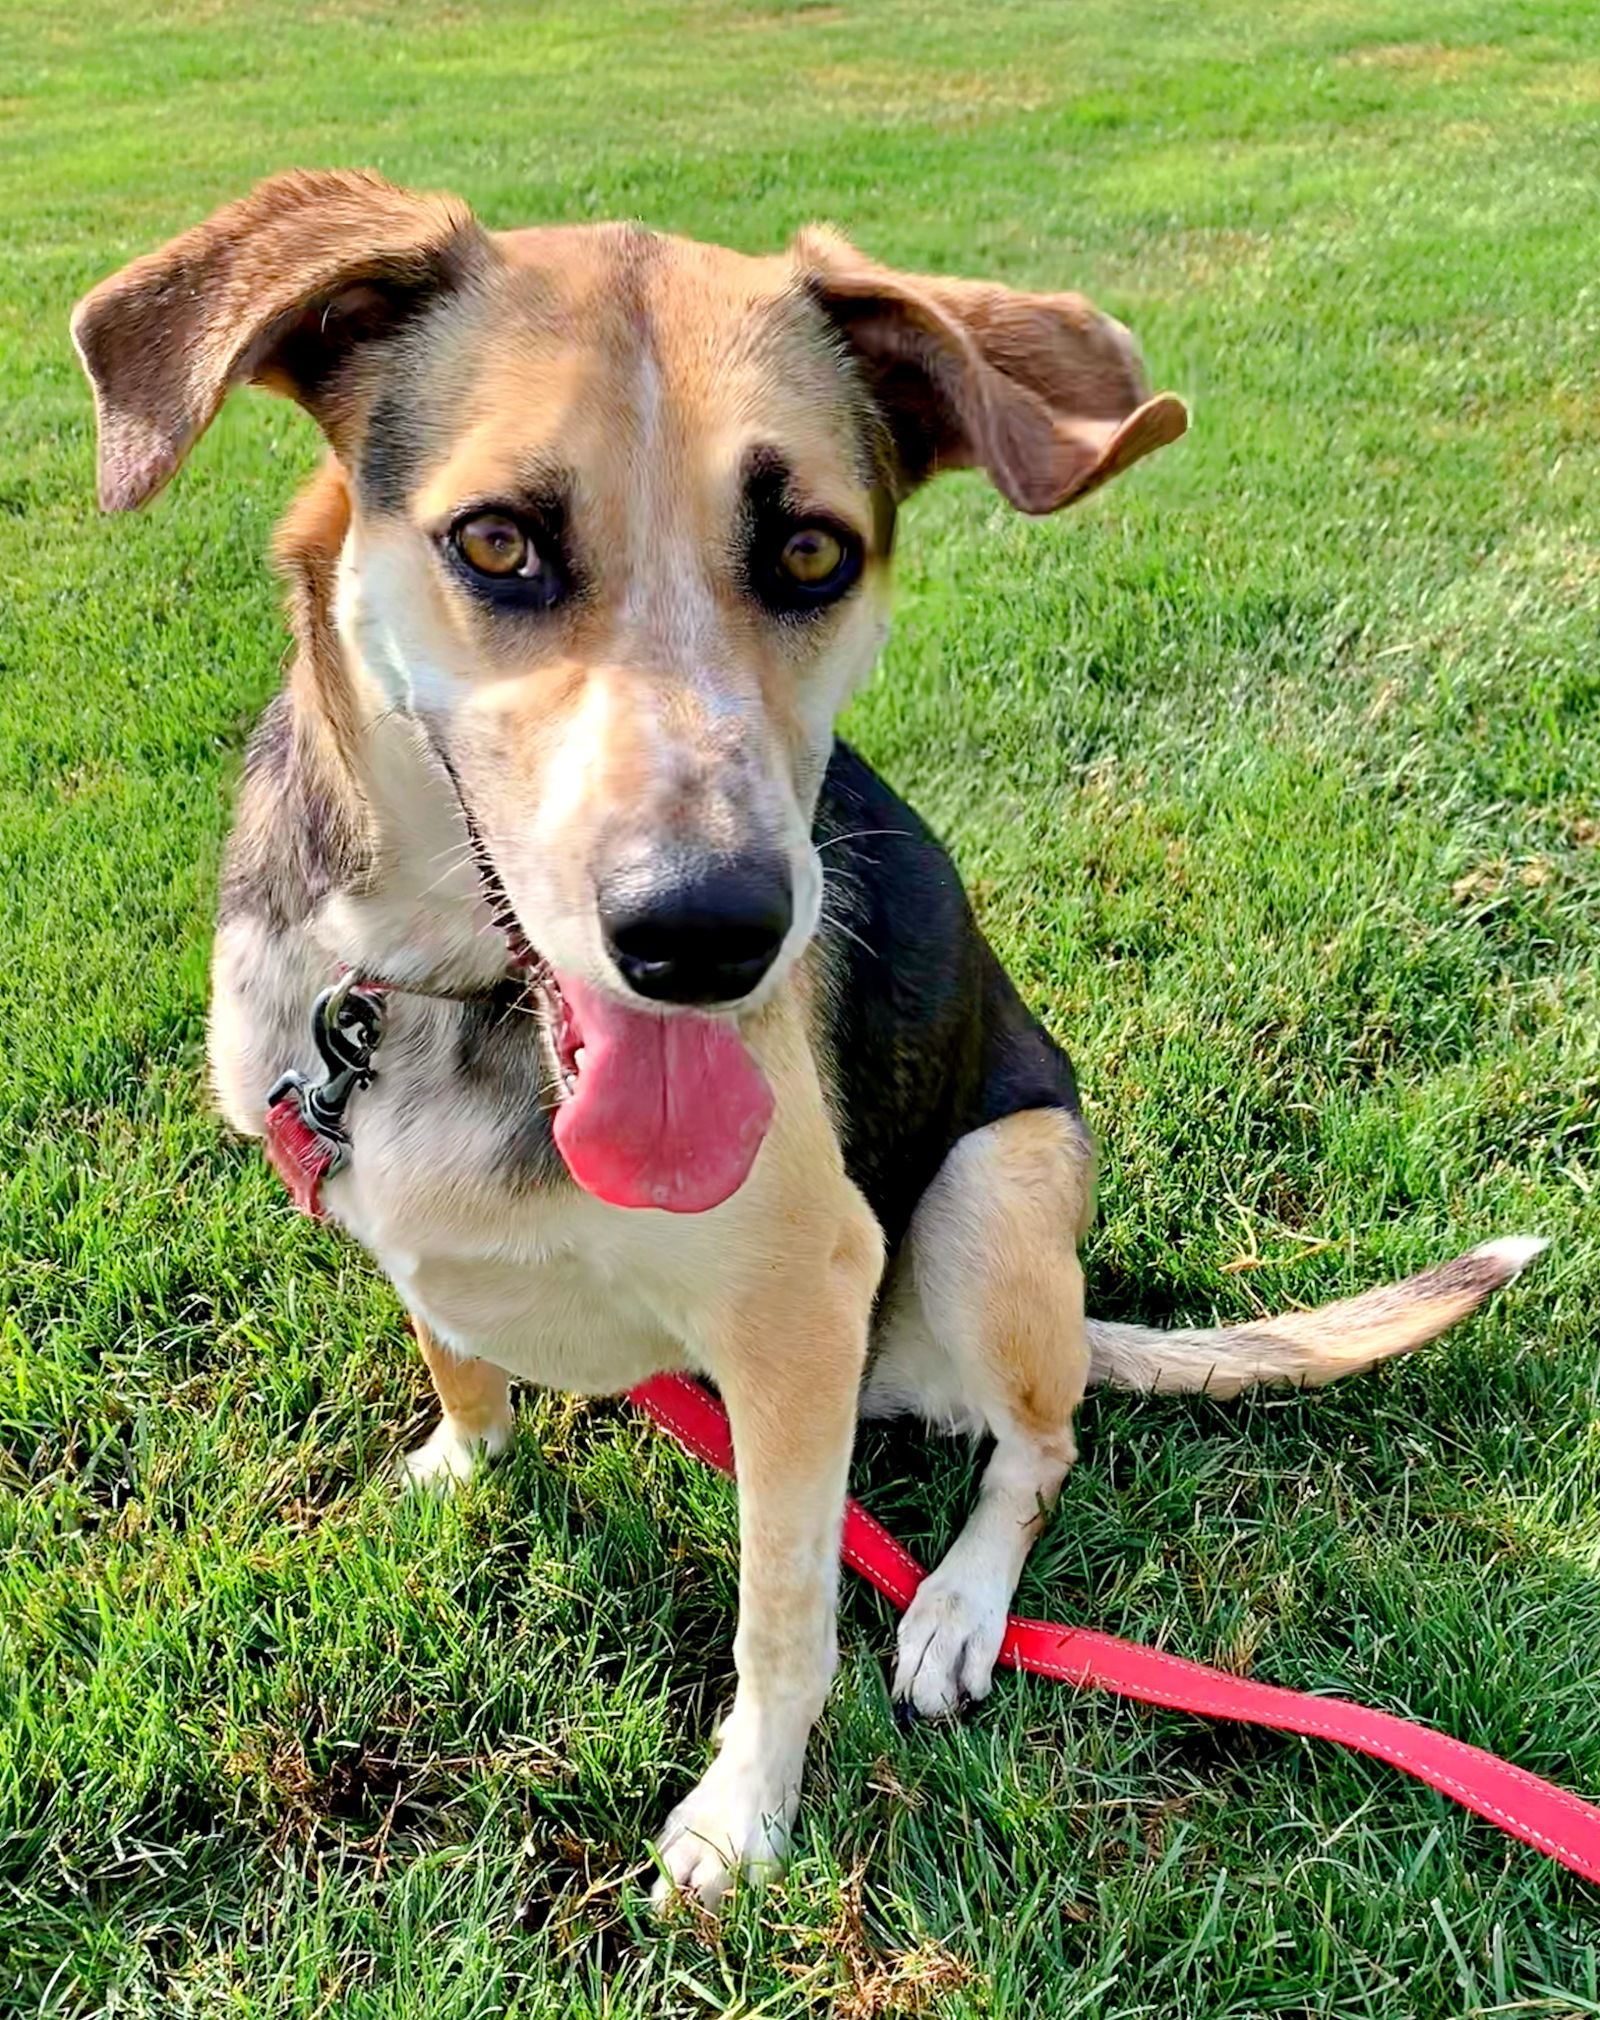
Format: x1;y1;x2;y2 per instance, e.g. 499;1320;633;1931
213;463;370;939
70;171;485;512
866;1109;1094;1715
658;981;882;1896
274;461;365;786
402;1320;516;1489
413;1319;512;1437
352;239;898;986
952;1105;1095;1445
794;227;1188;511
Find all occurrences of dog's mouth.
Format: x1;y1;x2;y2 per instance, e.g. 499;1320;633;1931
441;761;776;1214
531;962;775;1215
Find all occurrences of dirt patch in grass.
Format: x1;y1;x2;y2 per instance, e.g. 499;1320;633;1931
801;62;1053;121
776;1865;977;2017
1340;42;1503;80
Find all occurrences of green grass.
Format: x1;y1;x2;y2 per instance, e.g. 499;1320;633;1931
3;0;1600;2011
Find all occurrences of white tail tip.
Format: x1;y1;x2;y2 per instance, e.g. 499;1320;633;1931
1468;1235;1549;1277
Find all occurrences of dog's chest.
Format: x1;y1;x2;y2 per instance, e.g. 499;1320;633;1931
318;994;705;1392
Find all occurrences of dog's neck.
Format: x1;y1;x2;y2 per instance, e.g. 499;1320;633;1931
319;708;510;993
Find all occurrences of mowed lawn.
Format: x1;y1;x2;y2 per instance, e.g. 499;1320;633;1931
3;0;1600;2012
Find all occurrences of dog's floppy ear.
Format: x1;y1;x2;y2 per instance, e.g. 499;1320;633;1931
796;227;1186;514
72;169;490;513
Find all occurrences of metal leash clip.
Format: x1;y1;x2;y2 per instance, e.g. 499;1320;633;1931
265;979;387;1177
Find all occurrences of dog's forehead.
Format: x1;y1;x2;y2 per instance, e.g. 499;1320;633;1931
489;223;847;413
365;223;870;515
493;219;790;315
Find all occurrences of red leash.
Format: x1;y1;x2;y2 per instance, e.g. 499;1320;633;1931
262;1004;1600;1883
629;1371;1600;1886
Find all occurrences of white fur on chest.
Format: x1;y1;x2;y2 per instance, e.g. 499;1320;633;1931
321;995;743;1394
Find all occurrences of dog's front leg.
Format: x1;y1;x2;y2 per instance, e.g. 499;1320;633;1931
653;1211;879;1909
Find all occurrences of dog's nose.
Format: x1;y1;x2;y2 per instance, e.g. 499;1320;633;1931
599;853;793;1006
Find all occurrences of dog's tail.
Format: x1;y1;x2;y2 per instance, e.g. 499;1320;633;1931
1086;1237;1546;1398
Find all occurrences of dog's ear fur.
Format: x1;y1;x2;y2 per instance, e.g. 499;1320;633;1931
72;169;490;512
796;228;1186;514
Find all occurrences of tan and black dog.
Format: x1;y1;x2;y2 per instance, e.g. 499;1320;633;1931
73;171;1541;1907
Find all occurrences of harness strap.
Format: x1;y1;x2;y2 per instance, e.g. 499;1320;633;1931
628;1370;1600;1886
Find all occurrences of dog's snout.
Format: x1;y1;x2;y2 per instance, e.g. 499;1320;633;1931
600;853;793;1006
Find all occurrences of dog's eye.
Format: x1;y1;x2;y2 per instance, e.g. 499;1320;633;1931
751;520;862;616
446;508;569;609
455;512;534;577
779;527;845;586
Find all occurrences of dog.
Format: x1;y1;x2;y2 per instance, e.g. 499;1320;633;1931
72;170;1542;1908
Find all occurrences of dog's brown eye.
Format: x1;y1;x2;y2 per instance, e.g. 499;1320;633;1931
779;526;845;585
744;502;861;619
455;512;531;577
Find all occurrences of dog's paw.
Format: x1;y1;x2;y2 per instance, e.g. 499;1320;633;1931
395;1415;510;1493
891;1571;1008;1720
650;1757;795;1911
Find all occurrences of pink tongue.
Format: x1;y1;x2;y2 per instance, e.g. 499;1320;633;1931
551;974;775;1213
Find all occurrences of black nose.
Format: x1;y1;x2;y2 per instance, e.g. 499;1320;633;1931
599;853;793;1007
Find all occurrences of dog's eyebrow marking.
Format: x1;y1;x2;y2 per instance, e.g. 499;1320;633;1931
438;461;577;540
743;443;792;487
742;443;796;515
507;453;575;507
466;457;575;526
741;444;870;550
743;444;864;533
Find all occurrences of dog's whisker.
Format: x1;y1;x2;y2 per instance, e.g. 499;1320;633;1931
817;891;877;960
820;862;867;901
423;839;479;873
815;827;913;853
416;853;483;902
825;915;877;960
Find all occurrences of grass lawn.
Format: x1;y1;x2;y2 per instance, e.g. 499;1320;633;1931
4;0;1600;2011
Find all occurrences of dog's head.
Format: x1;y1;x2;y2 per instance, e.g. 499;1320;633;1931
75;170;1184;1209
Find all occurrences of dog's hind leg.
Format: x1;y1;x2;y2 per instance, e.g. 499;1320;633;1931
872;1107;1094;1720
400;1319;516;1490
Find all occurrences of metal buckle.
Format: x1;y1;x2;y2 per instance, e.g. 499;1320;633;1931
265;979;386;1177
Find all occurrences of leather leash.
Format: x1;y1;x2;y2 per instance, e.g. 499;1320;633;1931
628;1370;1600;1886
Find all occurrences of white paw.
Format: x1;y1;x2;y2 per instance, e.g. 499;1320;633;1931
651;1756;796;1911
395;1415;510;1493
892;1572;1009;1719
